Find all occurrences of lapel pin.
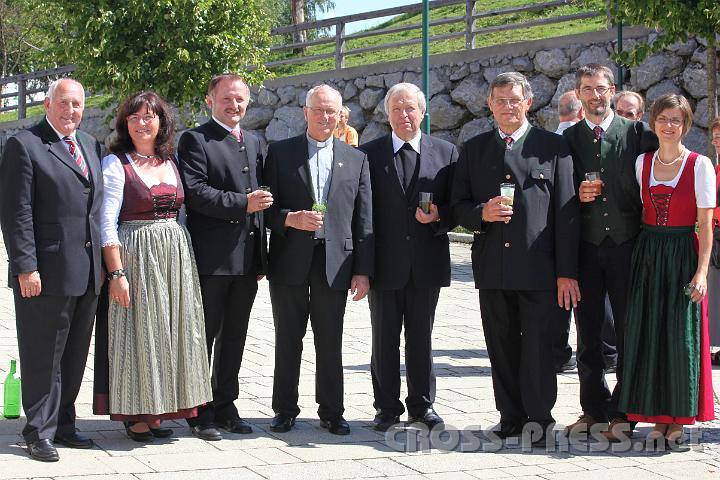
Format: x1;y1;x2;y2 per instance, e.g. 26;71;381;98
338;162;343;167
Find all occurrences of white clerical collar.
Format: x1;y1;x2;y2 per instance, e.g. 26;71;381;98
306;131;333;148
392;131;421;154
46;116;76;141
585;110;614;132
498;120;529;142
212;115;237;133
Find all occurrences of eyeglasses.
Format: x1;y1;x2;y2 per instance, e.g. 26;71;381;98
491;98;525;107
615;109;638;119
655;116;684;128
308;107;339;117
580;86;612;96
127;114;157;123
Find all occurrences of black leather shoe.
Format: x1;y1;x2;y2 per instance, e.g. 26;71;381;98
269;413;296;433
217;418;253;434
54;432;94;449
190;425;222;441
373;412;401;432
408;408;444;430
494;421;524;439
149;427;173;438
27;439;59;462
125;426;154;443
320;417;350;435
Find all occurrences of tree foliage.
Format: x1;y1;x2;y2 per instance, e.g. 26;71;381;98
40;1;272;116
0;0;53;78
608;1;720;154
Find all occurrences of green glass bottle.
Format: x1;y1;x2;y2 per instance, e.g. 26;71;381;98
3;359;21;419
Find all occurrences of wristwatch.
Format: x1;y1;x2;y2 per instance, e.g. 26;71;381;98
106;269;126;281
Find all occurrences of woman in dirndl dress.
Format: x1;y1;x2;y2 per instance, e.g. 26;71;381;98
619;94;715;445
98;91;212;441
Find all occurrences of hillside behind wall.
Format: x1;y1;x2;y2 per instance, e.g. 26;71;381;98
1;27;718;156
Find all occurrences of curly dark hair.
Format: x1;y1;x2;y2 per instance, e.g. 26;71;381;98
109;91;176;160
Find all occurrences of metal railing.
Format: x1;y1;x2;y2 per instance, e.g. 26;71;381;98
268;0;604;70
0;65;76;120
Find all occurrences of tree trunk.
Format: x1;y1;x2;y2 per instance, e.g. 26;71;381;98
707;37;718;163
291;0;306;53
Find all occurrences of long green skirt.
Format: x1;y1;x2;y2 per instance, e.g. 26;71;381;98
619;225;701;419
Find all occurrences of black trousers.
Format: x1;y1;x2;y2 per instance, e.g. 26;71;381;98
369;281;440;417
14;285;98;443
269;244;348;420
575;237;634;422
189;274;258;427
552;295;617;369
479;289;557;424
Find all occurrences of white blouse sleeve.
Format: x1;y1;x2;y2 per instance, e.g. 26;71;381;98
635;153;645;201
100;154;125;247
694;154;716;209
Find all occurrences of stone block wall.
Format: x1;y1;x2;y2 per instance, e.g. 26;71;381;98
1;28;718;157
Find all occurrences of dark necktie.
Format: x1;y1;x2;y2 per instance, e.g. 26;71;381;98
397;142;417;190
504;136;514;150
63;136;89;179
593;126;603;142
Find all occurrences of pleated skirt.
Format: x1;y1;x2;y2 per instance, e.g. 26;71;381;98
106;219;213;418
619;224;714;424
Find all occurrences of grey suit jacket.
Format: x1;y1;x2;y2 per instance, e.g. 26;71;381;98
264;134;374;290
0;118;104;296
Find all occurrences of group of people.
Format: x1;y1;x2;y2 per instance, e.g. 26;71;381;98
0;61;717;463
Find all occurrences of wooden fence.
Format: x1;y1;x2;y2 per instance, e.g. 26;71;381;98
0;1;604;120
269;0;605;70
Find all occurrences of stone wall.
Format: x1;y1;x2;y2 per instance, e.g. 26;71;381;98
1;28;719;156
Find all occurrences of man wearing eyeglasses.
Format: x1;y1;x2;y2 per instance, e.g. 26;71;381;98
562;64;658;441
0;78;103;461
178;73;272;441
452;72;579;446
263;84;373;435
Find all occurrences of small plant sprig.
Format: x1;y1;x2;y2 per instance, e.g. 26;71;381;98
311;202;327;214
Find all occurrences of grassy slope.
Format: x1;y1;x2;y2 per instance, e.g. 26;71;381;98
1;1;607;123
0;95;110;123
269;0;607;76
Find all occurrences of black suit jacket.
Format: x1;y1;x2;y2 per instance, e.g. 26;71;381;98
264;134;374;290
452;127;579;291
361;133;458;290
0;118;103;296
178;119;267;276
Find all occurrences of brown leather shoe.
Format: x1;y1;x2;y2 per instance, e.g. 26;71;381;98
563;414;606;437
601;419;633;442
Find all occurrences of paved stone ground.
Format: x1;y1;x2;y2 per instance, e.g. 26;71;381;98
0;235;719;479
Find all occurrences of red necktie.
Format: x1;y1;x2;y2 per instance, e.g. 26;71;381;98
593;126;603;141
230;128;244;143
504;136;514;150
63;136;89;179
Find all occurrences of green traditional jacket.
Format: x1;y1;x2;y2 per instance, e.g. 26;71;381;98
563;115;658;245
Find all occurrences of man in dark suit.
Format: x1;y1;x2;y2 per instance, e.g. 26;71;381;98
562;64;657;441
264;84;373;435
0;78;103;461
452;72;580;445
178;74;272;441
360;83;457;432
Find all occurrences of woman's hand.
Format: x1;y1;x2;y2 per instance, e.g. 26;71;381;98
689;271;708;303
109;276;131;308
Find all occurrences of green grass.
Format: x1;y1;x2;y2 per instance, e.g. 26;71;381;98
269;0;607;77
0;94;110;123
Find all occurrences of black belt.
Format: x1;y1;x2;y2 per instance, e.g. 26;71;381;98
313;238;325;246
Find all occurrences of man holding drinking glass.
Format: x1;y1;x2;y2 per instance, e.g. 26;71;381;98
360;83;458;432
452;72;579;445
562;64;657;442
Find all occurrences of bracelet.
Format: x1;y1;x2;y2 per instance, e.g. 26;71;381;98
106;269;126;281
